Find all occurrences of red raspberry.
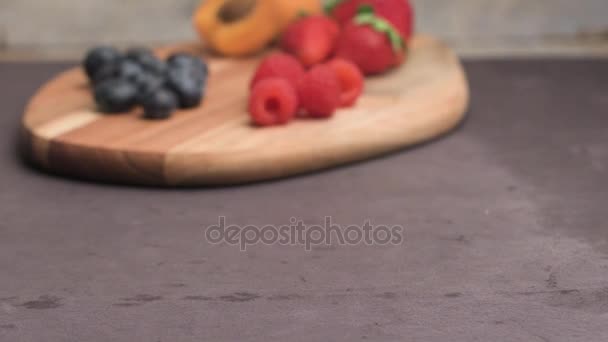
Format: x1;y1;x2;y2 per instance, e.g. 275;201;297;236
297;65;341;118
250;52;305;89
249;78;298;126
326;58;364;107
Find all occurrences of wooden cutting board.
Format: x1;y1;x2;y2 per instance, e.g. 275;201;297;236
21;35;469;186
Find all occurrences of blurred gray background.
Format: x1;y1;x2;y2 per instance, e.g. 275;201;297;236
1;0;607;59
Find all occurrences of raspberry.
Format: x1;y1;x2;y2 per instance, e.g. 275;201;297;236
249;78;298;126
250;52;305;89
297;65;340;118
326;58;364;107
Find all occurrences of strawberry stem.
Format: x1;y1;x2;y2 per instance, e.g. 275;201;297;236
357;4;375;16
354;4;404;53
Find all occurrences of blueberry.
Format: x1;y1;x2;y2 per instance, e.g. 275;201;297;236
167;53;202;68
92;63;119;84
167;53;208;79
166;65;201;85
142;88;178;120
94;78;138;113
144;58;168;76
83;46;122;82
117;59;145;83
125;47;154;62
166;68;204;109
126;47;167;75
91;59;144;85
134;73;166;104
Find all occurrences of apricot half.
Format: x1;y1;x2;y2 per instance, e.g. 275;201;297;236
194;0;323;57
194;0;279;57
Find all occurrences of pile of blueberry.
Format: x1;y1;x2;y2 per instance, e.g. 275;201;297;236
83;46;208;119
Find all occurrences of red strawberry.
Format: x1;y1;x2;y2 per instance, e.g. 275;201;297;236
297;65;341;118
280;15;340;67
249;78;298;126
325;0;359;25
326;58;364;107
334;7;406;75
250;52;305;89
326;0;414;41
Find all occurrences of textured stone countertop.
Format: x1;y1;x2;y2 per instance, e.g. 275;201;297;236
0;59;607;341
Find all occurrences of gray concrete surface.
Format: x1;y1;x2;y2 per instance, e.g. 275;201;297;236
1;59;608;341
0;0;607;57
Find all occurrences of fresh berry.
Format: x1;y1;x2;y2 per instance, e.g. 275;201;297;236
91;63;118;84
166;67;204;109
166;54;208;105
117;60;146;83
280;15;340;67
142;88;178;120
126;47;167;75
85;47;208;118
250;52;305;89
297;65;340;118
125;47;153;60
326;58;364;107
83;46;122;82
94;78;138;113
334;7;406;75
249;78;298;126
325;0;359;26
326;0;414;41
167;53;205;69
167;53;208;81
134;73;166;104
92;59;145;84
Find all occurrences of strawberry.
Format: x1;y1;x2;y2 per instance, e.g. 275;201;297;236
334;6;406;75
326;0;414;41
280;15;340;67
249;78;298;126
325;0;360;27
250;52;305;89
297;65;341;118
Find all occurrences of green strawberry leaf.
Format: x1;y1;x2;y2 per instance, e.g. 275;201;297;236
354;4;405;53
357;4;375;16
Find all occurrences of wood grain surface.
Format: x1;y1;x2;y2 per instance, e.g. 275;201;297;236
21;35;469;186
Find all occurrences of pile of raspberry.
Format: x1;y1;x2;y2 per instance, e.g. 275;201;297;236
248;17;364;127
